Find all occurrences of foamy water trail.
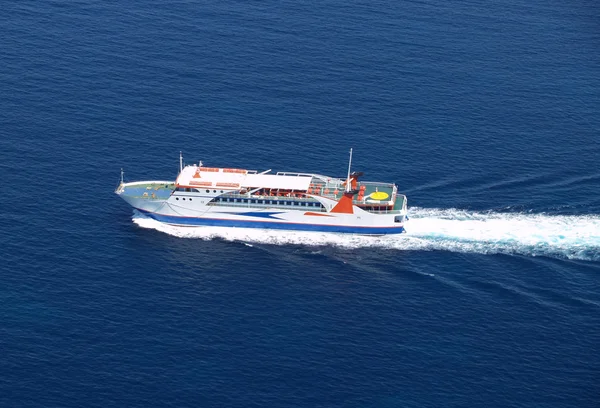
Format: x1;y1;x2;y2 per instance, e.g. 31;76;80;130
132;208;600;261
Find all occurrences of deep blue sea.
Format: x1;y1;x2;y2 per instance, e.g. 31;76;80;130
1;0;599;406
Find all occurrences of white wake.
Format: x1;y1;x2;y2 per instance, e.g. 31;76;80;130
132;208;600;261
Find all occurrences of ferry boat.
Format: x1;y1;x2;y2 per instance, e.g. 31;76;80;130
115;150;408;235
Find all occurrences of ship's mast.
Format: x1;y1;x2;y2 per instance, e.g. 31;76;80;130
179;151;183;173
120;168;124;184
345;148;353;192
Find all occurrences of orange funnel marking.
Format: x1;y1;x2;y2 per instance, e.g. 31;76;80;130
330;193;354;214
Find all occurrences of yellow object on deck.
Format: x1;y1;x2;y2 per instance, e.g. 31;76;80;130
369;191;389;200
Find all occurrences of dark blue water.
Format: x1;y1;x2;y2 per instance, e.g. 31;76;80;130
1;1;599;406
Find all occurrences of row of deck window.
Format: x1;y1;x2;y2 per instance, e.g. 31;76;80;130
213;197;322;208
175;187;226;193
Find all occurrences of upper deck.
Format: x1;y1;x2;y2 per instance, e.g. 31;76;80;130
172;164;404;213
176;165;313;192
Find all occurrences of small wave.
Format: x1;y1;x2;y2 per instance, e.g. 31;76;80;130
132;208;600;261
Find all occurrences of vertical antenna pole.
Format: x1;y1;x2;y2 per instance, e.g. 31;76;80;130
120;168;124;184
346;148;353;192
179;151;183;173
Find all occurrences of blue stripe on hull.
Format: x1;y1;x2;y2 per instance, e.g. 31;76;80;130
137;210;405;235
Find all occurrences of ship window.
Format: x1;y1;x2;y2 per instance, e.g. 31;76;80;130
189;199;192;201
182;198;186;200
206;189;210;193
186;188;191;192
176;197;179;200
220;190;223;193
213;190;217;193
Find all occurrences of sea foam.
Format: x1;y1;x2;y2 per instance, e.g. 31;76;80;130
132;208;600;261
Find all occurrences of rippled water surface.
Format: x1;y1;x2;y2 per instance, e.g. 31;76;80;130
1;0;599;407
